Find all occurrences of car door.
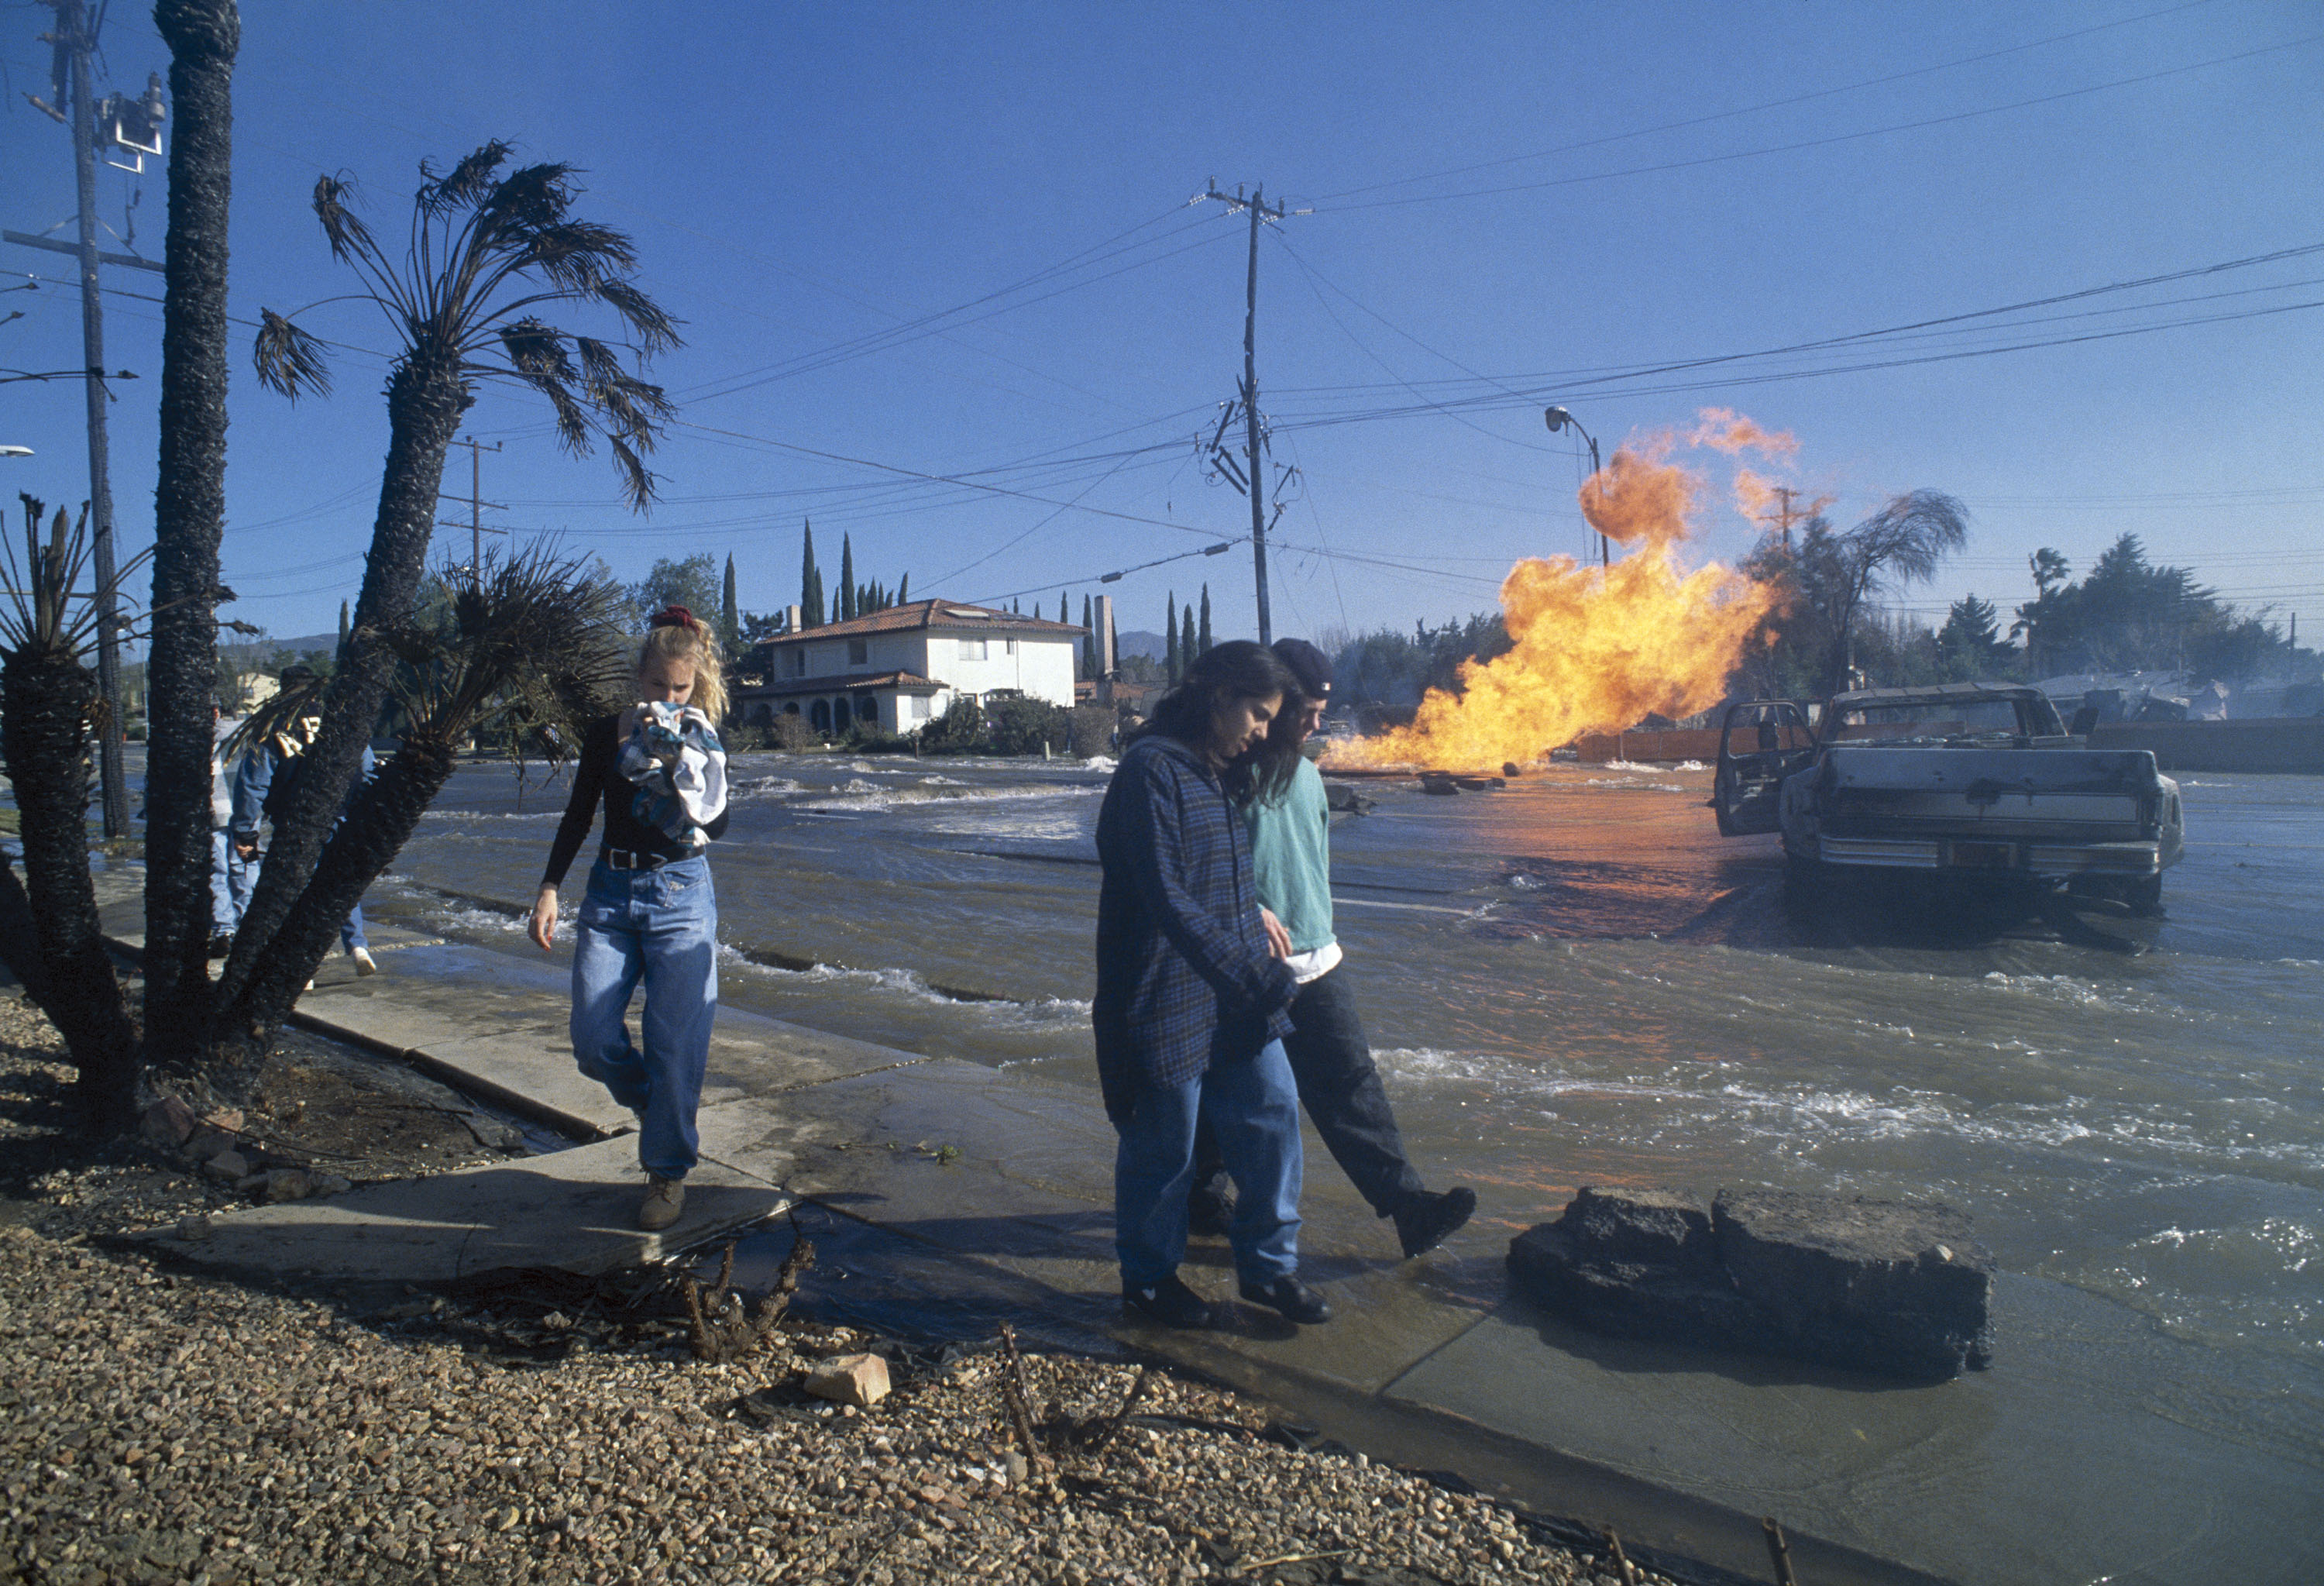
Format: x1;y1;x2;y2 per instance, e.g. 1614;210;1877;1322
1712;700;1816;836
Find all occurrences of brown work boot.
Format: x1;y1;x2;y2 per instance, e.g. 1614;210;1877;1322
638;1175;686;1232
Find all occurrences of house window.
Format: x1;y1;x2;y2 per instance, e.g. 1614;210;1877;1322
848;638;868;666
911;696;930;721
789;649;806;677
960;638;988;662
1006;638;1018;655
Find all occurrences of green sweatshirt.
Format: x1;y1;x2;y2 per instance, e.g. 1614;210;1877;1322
1242;757;1336;953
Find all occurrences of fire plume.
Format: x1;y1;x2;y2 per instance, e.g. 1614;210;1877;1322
1329;415;1787;772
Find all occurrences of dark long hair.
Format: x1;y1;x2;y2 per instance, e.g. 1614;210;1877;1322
1141;641;1298;793
1236;684;1313;808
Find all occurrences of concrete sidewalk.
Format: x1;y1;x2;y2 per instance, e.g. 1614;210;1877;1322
122;915;2320;1586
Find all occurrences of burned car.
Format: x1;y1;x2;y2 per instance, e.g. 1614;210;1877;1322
1711;683;2183;912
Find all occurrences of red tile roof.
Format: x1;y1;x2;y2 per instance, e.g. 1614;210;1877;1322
754;599;1084;646
736;670;944;698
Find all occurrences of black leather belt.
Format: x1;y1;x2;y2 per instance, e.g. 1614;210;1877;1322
601;847;672;871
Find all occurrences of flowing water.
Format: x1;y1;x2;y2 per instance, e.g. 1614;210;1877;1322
370;749;2323;1560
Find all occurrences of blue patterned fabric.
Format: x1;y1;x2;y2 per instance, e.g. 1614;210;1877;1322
1094;733;1298;1123
617;704;727;848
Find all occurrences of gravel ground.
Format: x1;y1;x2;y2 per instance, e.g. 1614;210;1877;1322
0;999;1666;1586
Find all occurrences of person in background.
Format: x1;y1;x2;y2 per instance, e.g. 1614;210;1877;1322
1095;640;1329;1330
229;665;377;978
1191;638;1478;1258
208;698;248;956
528;608;731;1233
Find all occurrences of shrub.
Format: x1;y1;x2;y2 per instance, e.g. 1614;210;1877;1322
768;713;820;752
984;694;1074;756
1067;706;1115;759
920;696;985;754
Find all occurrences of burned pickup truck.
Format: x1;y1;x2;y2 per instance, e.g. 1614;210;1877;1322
1711;683;2183;912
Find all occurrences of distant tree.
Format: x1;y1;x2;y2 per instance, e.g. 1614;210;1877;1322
1738;492;1968;697
1198;585;1212;655
720;552;739;654
896;571;908;604
799;520;823;628
738;610;789;645
1165;593;1179;688
631;553;720;625
239;139;676;1054
839;535;857;622
1330;614;1511;707
336;600;350;658
1181;604;1198;673
1081;593;1095;680
1935;593;2016;681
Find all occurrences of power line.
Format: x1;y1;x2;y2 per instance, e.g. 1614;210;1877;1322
1312;33;2322;214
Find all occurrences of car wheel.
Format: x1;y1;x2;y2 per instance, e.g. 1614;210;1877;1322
1783;853;1824;913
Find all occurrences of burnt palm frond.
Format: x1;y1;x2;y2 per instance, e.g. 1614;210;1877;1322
312;173;378;266
265;142;683;511
417;141;514;216
253;308;333;398
2;496;155;656
391;542;630;755
219;669;330;765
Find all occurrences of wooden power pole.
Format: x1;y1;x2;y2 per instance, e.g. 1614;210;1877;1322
1200;182;1294;646
438;436;505;585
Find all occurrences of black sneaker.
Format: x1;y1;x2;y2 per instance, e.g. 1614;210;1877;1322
1123;1275;1215;1330
1186;1173;1234;1238
208;934;233;959
1239;1275;1332;1325
1392;1185;1477;1258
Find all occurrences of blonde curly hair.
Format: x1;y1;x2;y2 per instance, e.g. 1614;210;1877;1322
638;607;727;722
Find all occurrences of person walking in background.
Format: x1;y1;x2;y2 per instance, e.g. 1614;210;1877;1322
1095;640;1330;1330
229;665;378;978
1191;639;1477;1258
529;608;731;1233
208;699;249;956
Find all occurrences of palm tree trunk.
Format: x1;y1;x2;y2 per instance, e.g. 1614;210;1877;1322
144;0;240;1041
215;349;468;1012
2;648;138;1128
222;735;456;1040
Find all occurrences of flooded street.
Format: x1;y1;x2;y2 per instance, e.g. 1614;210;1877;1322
370;751;2324;1573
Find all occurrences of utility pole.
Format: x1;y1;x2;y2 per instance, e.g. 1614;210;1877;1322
13;0;151;838
1199;182;1298;645
1770;486;1803;549
438;436;505;586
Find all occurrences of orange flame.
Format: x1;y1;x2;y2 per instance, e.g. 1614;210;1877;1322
1328;413;1791;772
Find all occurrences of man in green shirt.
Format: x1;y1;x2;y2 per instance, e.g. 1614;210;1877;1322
1191;639;1477;1258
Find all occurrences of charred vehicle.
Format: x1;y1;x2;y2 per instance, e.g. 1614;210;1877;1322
1711;683;2183;912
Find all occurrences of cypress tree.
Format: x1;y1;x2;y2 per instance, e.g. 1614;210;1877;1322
1181;606;1196;678
1081;594;1095;679
1059;591;1069;624
897;572;909;604
800;520;823;628
840;535;857;622
1198;585;1212;655
335;600;349;659
1165;593;1179;688
721;554;739;652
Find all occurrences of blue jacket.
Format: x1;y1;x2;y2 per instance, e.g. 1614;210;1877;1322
229;731;373;844
1093;732;1297;1123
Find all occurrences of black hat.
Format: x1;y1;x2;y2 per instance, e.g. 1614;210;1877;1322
1270;638;1332;700
278;663;318;687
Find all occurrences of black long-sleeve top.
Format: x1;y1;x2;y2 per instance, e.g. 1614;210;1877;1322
540;714;730;889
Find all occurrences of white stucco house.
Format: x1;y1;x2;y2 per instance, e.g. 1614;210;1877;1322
731;600;1083;736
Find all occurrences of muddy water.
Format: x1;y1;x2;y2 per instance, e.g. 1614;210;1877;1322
371;751;2324;1562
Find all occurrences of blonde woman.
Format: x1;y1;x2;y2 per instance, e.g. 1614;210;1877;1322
530;607;730;1230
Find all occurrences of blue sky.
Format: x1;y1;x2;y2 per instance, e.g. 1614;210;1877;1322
4;1;2319;656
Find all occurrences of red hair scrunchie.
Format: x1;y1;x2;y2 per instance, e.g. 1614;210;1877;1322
651;605;699;632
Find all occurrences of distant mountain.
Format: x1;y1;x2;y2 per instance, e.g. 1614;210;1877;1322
219;632;339;667
1114;628;1167;662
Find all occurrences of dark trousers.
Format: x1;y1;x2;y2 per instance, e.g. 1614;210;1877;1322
1194;965;1424;1218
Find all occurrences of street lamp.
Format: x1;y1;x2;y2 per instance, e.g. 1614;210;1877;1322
0;446;33;459
1544;406;1608;569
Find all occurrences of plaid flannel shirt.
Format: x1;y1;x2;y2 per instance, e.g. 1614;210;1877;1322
1093;733;1298;1123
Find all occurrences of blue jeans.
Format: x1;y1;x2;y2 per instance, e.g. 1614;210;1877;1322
1114;1039;1302;1288
569;855;718;1180
210;830;246;935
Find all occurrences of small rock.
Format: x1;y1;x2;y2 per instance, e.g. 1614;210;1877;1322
260;1169;316;1204
183;1128;239;1163
139;1096;198;1147
174;1213;211;1242
201;1108;245;1134
203;1150;249;1182
803;1352;890;1408
1004;1451;1030;1486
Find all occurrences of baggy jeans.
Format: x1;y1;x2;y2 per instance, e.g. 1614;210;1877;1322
1115;1038;1302;1289
1193;966;1425;1218
569;855;717;1180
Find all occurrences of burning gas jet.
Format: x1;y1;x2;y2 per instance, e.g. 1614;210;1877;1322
1329;412;1790;772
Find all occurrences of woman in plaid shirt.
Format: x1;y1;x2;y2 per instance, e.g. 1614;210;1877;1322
1095;641;1331;1330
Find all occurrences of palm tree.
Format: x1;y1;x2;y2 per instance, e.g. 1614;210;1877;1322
0;499;143;1127
142;0;242;1036
229;142;679;1027
222;547;629;1032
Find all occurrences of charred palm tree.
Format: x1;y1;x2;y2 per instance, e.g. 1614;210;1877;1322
0;498;146;1128
219;546;629;1042
228;143;679;1027
143;0;242;1038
